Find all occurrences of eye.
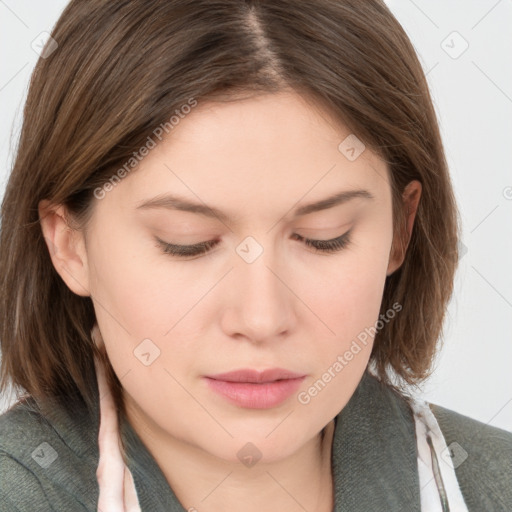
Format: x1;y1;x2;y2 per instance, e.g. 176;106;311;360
291;230;352;254
155;237;220;258
155;230;352;258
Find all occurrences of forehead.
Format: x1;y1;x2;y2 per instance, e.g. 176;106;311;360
105;91;390;221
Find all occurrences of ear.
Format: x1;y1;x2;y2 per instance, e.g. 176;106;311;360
38;199;91;297
386;180;422;276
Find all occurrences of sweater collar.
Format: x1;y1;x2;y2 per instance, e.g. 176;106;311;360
119;368;421;511
331;369;421;510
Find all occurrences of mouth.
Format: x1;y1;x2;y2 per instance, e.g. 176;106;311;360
203;368;306;409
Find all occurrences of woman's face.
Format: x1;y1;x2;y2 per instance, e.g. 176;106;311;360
67;91;404;462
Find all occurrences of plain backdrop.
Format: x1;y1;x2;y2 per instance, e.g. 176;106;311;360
0;0;511;431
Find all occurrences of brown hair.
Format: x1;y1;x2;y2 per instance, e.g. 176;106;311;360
0;0;460;417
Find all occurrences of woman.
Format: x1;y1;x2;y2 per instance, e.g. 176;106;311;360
0;1;510;511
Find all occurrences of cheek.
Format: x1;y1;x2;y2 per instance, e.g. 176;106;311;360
301;234;391;337
294;230;393;408
87;222;190;334
295;245;392;413
87;219;215;383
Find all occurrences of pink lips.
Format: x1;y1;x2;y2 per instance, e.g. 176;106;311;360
204;368;306;409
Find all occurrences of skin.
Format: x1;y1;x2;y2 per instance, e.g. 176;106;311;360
39;90;421;512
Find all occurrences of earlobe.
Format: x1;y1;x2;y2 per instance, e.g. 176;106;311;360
386;236;405;276
38;199;91;297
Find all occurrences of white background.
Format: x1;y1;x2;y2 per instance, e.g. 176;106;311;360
0;0;511;431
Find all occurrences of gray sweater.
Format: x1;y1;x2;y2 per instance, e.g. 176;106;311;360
1;369;511;511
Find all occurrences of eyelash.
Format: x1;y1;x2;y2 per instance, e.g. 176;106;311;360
156;231;352;258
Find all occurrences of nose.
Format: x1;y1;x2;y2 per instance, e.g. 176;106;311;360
220;241;296;344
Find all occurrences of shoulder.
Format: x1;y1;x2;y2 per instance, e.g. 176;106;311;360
0;451;52;511
429;402;512;511
0;397;100;511
0;401;56;511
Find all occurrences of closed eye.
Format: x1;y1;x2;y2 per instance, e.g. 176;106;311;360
155;230;352;258
291;231;351;253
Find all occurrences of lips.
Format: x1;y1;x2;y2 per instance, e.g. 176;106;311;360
203;368;307;409
206;368;306;383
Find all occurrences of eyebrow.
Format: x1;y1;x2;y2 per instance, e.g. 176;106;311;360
135;188;374;223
